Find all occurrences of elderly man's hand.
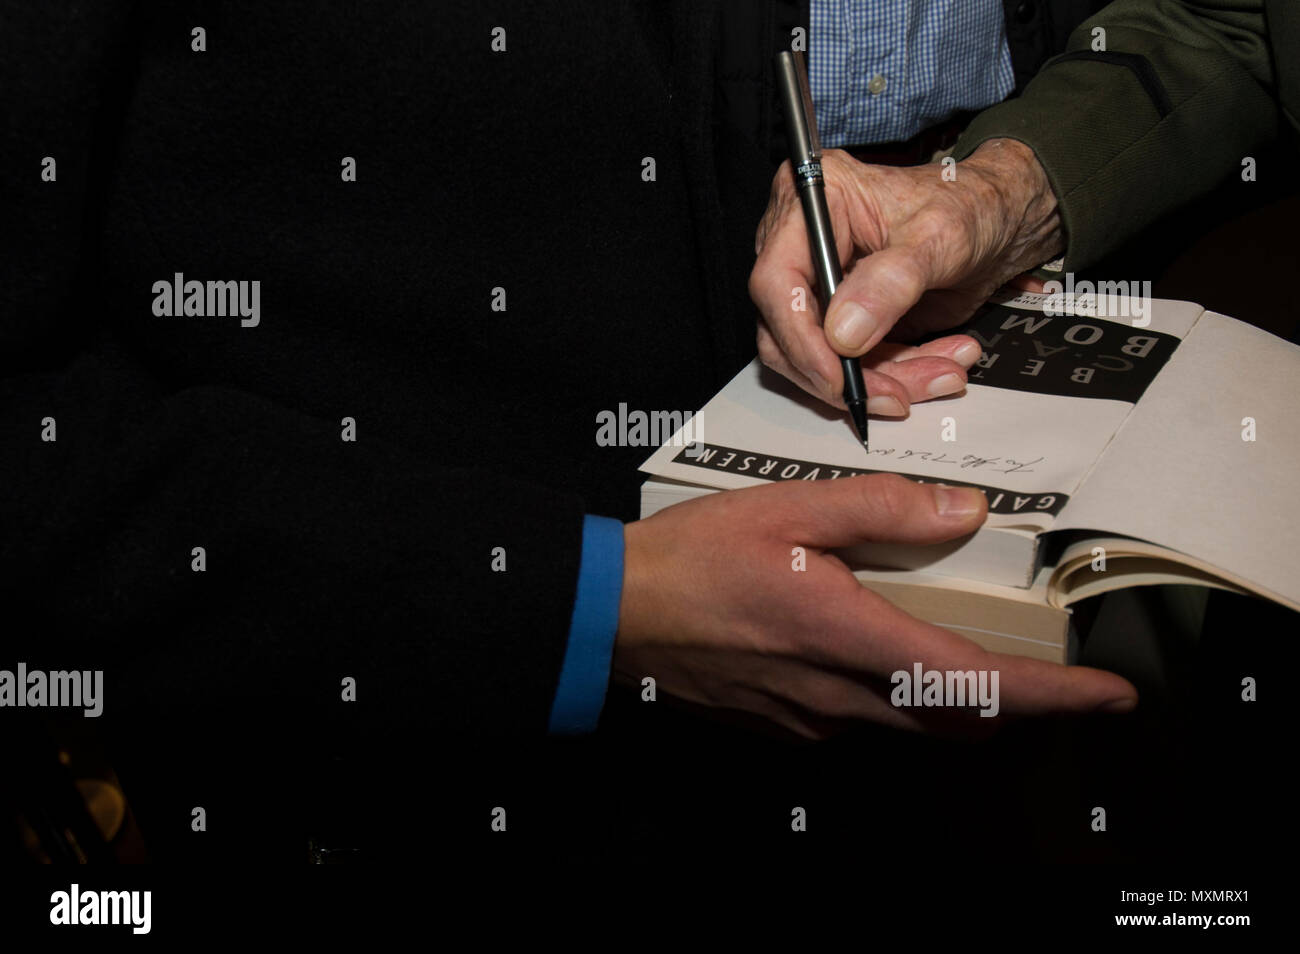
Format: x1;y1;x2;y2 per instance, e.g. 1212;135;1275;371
748;139;1062;413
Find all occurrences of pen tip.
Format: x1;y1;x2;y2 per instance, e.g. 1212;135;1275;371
848;401;870;452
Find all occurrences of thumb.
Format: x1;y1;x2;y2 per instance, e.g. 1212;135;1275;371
772;473;986;549
824;245;932;357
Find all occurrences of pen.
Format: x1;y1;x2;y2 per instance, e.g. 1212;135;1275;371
774;50;870;451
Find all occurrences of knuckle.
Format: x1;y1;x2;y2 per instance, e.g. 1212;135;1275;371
888;249;932;297
756;330;782;369
865;473;916;523
747;266;771;308
822;148;854;176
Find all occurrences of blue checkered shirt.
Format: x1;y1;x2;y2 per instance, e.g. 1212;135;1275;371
809;0;1015;148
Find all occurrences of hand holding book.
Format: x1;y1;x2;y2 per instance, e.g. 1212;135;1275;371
615;473;1137;739
642;293;1300;664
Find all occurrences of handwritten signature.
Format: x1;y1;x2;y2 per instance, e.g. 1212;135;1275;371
871;449;1044;474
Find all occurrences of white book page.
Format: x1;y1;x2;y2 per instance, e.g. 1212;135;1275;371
1055;312;1300;610
642;293;1202;533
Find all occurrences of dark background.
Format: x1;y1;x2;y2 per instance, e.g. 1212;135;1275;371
3;3;1293;928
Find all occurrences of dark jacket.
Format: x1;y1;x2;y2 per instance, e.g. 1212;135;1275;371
2;1;760;749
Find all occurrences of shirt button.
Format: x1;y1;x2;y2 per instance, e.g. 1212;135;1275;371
868;73;887;95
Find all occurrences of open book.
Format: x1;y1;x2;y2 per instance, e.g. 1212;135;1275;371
640;291;1300;660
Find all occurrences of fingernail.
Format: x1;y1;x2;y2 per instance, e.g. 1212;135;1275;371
829;302;877;352
934;486;983;516
1097;697;1137;714
953;342;982;367
866;395;904;416
927;372;965;398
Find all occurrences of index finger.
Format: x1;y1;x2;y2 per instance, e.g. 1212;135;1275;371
819;583;1138;717
750;209;846;398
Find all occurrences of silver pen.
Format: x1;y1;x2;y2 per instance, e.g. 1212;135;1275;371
775;50;870;450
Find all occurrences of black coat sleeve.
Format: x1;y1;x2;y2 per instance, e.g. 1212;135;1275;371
1;1;583;743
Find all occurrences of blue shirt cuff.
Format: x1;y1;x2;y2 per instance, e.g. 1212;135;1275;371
548;515;624;734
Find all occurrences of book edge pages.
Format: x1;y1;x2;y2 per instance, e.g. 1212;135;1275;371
1047;535;1298;613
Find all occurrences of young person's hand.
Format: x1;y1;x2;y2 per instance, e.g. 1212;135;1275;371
615;474;1135;739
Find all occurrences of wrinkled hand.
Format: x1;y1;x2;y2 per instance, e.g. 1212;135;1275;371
748;139;1062;412
615;474;1135;740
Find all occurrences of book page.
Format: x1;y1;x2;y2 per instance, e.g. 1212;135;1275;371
1054;313;1300;610
1048;536;1254;609
642;291;1202;532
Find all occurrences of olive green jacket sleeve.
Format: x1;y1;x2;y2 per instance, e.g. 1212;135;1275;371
952;0;1296;270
